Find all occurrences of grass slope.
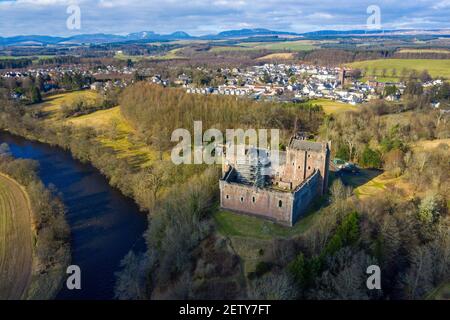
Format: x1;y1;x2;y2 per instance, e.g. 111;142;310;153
346;59;450;81
36;93;162;168
214;209;320;276
0;174;33;300
35;90;100;121
310;98;359;115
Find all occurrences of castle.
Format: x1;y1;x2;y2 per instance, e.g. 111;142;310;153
219;134;330;226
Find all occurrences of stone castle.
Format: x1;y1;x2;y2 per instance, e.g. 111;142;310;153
219;134;330;226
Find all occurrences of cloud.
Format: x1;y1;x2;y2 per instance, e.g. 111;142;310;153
432;0;450;9
0;0;449;36
306;12;334;19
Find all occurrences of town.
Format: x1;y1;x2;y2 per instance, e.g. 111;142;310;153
2;61;447;109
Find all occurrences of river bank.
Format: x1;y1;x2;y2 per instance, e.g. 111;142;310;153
0;131;148;299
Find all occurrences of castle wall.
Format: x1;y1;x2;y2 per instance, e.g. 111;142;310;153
281;144;329;195
219;137;330;227
219;181;294;225
291;170;320;224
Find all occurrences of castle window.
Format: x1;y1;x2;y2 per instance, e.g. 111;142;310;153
308;166;311;170
240;196;244;203
252;196;256;203
226;195;230;199
278;200;283;208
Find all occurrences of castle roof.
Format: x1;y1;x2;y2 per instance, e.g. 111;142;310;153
288;138;326;152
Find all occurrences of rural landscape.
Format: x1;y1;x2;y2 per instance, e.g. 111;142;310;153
0;0;449;305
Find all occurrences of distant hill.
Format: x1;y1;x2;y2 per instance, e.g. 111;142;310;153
1;28;449;46
214;28;300;38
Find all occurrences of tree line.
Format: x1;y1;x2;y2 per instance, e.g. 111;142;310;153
120;82;325;152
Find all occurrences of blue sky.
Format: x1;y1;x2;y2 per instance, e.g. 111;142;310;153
0;0;449;37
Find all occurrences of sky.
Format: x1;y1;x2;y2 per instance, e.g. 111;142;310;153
0;0;450;37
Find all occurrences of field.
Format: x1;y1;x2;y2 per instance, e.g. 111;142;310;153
209;40;317;53
0;55;54;61
256;53;296;61
36;90;101;121
214;210;318;240
114;48;185;61
0;174;33;300
411;138;450;152
208;46;255;53
239;40;317;51
398;49;450;54
35;92;163;168
341;169;393;199
310;98;359;114
346;59;450;81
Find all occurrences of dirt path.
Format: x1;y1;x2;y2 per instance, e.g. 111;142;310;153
0;174;33;300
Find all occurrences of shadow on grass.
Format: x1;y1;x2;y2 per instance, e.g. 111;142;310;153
338;168;383;189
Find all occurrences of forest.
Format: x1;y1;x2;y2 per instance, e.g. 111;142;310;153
119;82;324;152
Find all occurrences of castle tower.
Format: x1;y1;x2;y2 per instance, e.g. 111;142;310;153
280;135;330;195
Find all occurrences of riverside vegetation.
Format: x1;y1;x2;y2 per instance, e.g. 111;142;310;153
0;146;70;299
0;80;448;299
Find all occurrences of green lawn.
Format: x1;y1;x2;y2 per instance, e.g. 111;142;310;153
214;209;318;240
214;208;321;276
310;98;359;115
346;59;450;81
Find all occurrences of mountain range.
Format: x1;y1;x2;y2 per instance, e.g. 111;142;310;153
1;28;449;46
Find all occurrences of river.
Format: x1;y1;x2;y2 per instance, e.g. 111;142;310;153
0;131;148;300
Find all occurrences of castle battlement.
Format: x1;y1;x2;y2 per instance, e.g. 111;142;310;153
219;135;330;226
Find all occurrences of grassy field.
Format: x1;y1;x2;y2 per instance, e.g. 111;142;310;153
346;59;450;81
310;98;359;115
214;210;318;240
114;48;185;61
239;40;317;51
0;55;54;61
35;90;101;121
256;53;296;61
398;49;450;54
35;92;162;168
411;138;450;152
209;40;317;53
209;46;255;53
214;209;320;275
0;174;33;300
